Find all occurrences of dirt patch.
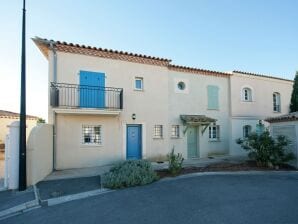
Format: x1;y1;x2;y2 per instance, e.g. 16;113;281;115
156;161;297;179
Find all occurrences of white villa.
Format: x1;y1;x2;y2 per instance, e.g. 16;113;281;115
33;37;293;170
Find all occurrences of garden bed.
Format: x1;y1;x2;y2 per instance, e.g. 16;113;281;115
156;161;297;179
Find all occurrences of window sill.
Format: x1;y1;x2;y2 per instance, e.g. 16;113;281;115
153;137;163;140
171;137;181;139
273;111;281;113
241;100;254;103
80;144;103;148
134;88;144;92
207;108;219;111
208;139;220;142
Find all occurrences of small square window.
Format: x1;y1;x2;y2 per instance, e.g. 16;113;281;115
209;125;220;141
82;125;102;145
171;125;180;138
135;77;143;90
154;125;163;138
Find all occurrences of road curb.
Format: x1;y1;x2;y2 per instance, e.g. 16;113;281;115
158;170;298;182
45;188;114;206
0;185;40;220
0;199;39;220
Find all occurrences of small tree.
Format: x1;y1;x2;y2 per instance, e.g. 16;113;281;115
290;71;298;112
236;130;295;168
37;118;46;124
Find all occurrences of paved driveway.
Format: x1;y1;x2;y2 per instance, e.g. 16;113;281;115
3;172;298;224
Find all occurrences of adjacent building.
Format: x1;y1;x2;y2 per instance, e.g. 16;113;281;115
33;37;293;170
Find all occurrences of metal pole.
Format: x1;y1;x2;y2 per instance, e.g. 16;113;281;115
19;0;27;191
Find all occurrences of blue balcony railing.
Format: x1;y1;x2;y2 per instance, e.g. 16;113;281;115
50;82;123;110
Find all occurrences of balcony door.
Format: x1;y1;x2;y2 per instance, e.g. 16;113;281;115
79;70;105;108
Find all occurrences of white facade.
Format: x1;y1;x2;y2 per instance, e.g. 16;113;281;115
34;38;293;169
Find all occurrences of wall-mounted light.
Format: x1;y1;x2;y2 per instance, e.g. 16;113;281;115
132;113;136;120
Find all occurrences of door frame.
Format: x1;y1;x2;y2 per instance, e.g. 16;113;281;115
122;123;146;160
187;126;199;158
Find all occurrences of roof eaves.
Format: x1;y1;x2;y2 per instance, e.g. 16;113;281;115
233;70;293;82
169;64;231;77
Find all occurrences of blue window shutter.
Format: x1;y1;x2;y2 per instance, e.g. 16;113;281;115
207;85;219;110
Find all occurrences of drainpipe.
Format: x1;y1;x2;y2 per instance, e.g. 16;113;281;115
49;41;57;170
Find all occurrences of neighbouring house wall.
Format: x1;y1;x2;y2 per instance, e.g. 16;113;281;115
27;124;53;186
229;73;293;155
168;71;230;158
230;73;293;118
269;121;298;168
0;117;37;145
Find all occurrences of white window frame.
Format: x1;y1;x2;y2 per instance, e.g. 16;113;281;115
174;78;189;94
209;125;220;141
273;92;281;112
81;125;103;146
171;125;180;138
242;87;252;102
153;125;163;139
243;125;252;138
134;77;144;91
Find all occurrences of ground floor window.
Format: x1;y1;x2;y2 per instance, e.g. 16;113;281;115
243;125;252;138
171;125;180;138
82;125;102;145
154;125;163;138
209;125;220;140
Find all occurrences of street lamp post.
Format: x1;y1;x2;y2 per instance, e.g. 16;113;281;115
19;0;27;191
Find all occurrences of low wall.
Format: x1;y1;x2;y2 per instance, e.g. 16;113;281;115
27;124;53;186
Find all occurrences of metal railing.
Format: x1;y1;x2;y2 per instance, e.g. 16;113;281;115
50;82;123;110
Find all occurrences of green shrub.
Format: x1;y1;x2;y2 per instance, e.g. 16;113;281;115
102;160;159;189
167;148;184;175
236;130;295;168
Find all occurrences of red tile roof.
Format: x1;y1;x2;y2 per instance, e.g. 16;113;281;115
265;112;298;123
169;64;230;77
32;37;230;77
233;70;293;82
0;110;39;120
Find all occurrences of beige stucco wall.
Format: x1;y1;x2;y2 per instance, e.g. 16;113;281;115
51;52;170;169
27;124;53;185
0;117;37;145
168;71;230;158
46;49;294;169
229;73;293;155
230;73;293;118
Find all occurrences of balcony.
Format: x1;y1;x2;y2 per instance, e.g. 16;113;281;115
50;82;123;115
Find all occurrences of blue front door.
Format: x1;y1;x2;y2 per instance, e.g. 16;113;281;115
127;125;142;159
79;70;105;108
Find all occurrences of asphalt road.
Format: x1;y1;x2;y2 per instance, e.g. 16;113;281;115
3;172;298;224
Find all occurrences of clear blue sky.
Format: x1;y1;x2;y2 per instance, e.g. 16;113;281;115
0;0;297;119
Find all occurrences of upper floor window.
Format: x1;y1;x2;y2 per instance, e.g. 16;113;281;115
207;85;219;110
171;125;180;138
135;77;143;91
82;125;102;145
273;92;281;112
209;125;220;141
242;87;252;102
153;125;163;138
243;125;252;138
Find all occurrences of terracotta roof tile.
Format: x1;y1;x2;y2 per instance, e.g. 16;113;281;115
32;37;289;80
0;110;39;120
169;64;230;77
265;112;298;123
233;70;293;82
